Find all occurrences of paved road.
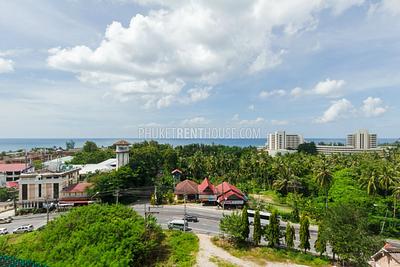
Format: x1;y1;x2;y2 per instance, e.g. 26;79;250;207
0;212;60;234
132;203;323;254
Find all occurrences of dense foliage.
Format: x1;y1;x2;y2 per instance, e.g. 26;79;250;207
69;141;114;164
0;205;164;267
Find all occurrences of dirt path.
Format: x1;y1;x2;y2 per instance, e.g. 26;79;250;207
196;234;310;267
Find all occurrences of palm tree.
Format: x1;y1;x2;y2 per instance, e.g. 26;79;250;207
391;184;400;218
314;157;333;210
379;163;397;196
360;167;380;195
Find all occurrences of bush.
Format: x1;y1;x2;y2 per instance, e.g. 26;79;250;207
161;230;199;266
0;204;165;267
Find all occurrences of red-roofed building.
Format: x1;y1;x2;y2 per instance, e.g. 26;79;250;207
370;242;400;266
60;182;94;206
174;179;199;201
198;177;217;203
215;181;247;207
0;163;33;186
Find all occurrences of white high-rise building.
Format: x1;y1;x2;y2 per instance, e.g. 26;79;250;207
268;131;304;151
114;140;130;169
346;129;377;149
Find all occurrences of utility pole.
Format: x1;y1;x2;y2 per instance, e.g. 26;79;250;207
115;189;119;205
45;197;49;224
183;193;187;232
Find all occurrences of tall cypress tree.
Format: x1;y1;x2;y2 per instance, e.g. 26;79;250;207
314;223;327;256
241;206;250;241
267;210;280;247
285;223;295;248
253;209;261;245
299;215;310;253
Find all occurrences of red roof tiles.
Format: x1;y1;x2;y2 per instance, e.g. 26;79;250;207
62;182;93;193
174;179;198;195
198;177;215;194
0;163;30;172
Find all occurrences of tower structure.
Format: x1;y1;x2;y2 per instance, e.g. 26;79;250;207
114;140;131;170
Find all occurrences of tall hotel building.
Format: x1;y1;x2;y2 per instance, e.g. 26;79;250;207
346;129;377;149
268;131;304;150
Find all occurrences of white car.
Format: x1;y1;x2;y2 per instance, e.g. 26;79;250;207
0;228;8;235
167;219;189;231
13;224;34;234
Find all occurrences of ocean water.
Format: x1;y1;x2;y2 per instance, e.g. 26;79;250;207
0;138;397;152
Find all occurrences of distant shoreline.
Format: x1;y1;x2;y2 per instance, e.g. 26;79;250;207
0;137;398;153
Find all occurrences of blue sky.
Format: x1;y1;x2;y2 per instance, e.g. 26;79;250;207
0;0;399;138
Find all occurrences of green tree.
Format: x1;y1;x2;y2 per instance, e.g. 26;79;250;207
299;215;310;253
322;204;384;265
297;142;317;155
266;210;280;247
220;212;245;243
82;141;98;152
241;206;250;241
66;140;75;150
285;223;295;248
253;209;261;245
314;157;333;210
33;160;43;170
314;224;326;256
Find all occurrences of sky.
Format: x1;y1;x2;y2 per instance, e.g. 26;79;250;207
0;0;399;138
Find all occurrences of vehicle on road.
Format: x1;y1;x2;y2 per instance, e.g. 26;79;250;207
183;214;198;222
13;224;34;234
0;228;8;235
167;219;189;231
0;217;12;224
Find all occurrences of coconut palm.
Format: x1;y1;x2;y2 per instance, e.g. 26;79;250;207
314;157;333;209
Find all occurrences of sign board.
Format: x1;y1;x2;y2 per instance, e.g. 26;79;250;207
223;200;244;205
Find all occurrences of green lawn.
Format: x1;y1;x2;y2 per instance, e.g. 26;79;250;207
211;237;330;267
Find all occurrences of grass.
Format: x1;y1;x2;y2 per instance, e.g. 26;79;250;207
209;256;239;267
156;230;199;267
250;191;293;214
211;237;330;267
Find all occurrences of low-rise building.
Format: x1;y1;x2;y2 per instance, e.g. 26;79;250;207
174;179;199;201
18;166;80;208
198;177;217;203
59;182;94;206
74;158;117;176
0;163;34;186
215;181;247;208
316;145;384;155
369;242;400;267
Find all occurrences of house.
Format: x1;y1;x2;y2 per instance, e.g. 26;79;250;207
198;177;217;203
174;179;199;201
18;165;80;208
370;242;400;267
0;163;34;186
215;181;247;208
59;182;94;206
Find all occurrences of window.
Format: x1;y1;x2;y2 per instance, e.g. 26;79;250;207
53;183;59;199
22;184;28;200
38;184;42;198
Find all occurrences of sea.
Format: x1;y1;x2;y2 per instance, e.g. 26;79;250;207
0;138;398;153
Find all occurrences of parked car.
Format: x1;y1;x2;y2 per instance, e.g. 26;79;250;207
0;228;8;235
13;224;34;234
167;219;189;231
0;217;12;224
183;214;198;222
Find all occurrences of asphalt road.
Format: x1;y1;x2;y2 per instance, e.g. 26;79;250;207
132;203;324;254
0;212;60;234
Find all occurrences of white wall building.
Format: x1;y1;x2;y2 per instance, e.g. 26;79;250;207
268;131;304;151
347;129;377;149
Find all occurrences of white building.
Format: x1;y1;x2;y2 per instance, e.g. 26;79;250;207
316;145;383;155
19;165;80;208
347;129;377;149
75;158;117;176
114;140;130;169
268;131;304;151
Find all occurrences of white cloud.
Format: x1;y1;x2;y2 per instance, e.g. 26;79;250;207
315;97;388;123
312;78;345;97
327;0;365;15
369;0;400;16
181;116;210;126
248;104;255;111
47;1;362;108
231;113;265;126
290;87;304;97
361;97;387;117
315;98;355;123
0;58;14;73
259;89;286;99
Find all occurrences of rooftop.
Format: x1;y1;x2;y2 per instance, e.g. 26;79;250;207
114;140;131;146
0;163;31;172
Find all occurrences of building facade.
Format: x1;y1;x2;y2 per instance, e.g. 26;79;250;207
347;129;377;149
268;131;304;150
316;145;384;155
18;166;80;208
